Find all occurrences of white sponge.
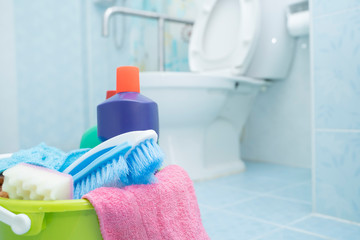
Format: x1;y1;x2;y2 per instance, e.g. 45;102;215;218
2;163;73;200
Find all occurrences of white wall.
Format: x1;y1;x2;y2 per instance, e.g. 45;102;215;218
242;37;311;168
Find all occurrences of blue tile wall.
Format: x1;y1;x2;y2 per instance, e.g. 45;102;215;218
315;132;360;222
164;0;197;71
312;0;360;223
313;10;360;129
312;0;360;17
13;0;86;151
0;1;19;153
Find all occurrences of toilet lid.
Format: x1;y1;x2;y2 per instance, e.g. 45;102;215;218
189;0;260;76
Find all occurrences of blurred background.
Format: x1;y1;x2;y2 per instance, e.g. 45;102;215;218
1;0;360;228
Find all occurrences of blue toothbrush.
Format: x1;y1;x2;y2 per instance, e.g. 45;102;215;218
63;130;164;199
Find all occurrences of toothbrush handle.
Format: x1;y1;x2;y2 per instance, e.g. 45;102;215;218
0;205;31;235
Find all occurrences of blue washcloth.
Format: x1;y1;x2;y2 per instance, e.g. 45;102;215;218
0;143;90;173
0;143;66;172
58;148;90;172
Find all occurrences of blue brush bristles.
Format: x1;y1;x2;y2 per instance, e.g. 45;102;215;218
126;138;164;184
71;143;131;199
73;154;129;199
67;132;164;199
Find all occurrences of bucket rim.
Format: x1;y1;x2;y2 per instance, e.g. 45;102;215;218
0;197;94;213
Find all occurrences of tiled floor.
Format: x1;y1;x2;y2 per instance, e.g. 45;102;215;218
194;161;360;240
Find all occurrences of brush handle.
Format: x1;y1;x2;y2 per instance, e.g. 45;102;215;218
63;130;157;174
72;142;131;182
0;205;31;235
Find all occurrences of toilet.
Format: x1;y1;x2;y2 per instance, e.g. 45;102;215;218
140;0;296;180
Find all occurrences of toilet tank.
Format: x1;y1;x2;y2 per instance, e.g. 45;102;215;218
245;0;296;80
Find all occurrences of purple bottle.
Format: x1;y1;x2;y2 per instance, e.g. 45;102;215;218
97;66;159;141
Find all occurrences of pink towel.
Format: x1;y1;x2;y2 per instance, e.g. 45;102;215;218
83;165;210;240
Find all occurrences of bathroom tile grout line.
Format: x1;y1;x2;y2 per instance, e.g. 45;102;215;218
205;204;312;229
281;225;336;240
284;214;312;226
209;180;311;200
196;181;312;210
196;168;320;238
209;179;311;194
261;181;311;200
200;195;262;210
249;226;334;240
200;185;360;239
228;205;359;240
257;193;311;205
226;210;309;230
197;187;311;211
201;205;338;239
218;192;311;210
277;214;330;238
249;227;287;240
203;206;360;239
204;205;285;228
218;208;330;239
312;213;360;227
280;226;335;240
265;180;312;192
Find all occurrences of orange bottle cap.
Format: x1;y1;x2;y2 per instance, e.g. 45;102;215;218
116;66;140;93
106;90;117;99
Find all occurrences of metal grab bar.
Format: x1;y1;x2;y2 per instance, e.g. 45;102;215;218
102;6;194;71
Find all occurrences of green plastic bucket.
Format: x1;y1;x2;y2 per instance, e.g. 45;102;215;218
0;197;102;240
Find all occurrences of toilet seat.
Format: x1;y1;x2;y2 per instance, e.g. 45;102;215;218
189;0;260;76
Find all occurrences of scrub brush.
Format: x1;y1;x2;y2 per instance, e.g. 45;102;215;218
63;130;164;199
2;163;73;200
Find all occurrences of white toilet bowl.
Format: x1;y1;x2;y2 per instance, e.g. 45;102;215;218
140;0;296;180
141;72;266;180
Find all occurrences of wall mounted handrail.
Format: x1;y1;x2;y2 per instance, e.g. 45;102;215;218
103;6;194;71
